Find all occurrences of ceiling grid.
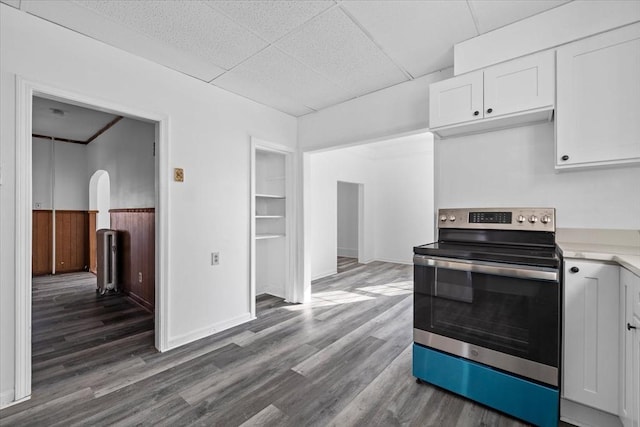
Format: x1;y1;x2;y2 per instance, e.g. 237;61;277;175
6;0;570;117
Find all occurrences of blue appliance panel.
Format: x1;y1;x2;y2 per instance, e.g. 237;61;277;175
413;344;559;427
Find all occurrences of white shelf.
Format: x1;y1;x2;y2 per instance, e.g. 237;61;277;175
256;233;285;240
256;215;284;219
256;194;285;199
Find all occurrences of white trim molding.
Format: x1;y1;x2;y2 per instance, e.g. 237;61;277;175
12;76;170;406
250;137;297;318
14;76;33;402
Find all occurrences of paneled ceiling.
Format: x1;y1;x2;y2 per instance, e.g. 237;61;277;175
5;0;570;117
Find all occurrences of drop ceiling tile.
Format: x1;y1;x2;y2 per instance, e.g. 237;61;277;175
341;1;478;78
468;0;570;34
72;0;267;69
32;97;119;142
1;0;20;8
23;0;225;81
208;0;334;43
276;7;407;98
213;47;352;116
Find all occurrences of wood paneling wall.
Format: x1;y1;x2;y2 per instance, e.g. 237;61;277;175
55;210;89;273
32;210;53;276
110;208;155;312
88;211;98;274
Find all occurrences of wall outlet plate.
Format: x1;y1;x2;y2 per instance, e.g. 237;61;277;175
174;168;184;182
211;252;219;265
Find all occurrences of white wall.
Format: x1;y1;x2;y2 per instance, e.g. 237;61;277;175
310;134;435;280
32;138;88;210
337;181;359;258
1;4;296;405
374;138;435;263
310;150;375;279
298;68;452;151
435;122;640;229
87;117;155;209
31;138;53;209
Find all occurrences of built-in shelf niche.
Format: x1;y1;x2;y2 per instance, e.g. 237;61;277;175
251;140;293;311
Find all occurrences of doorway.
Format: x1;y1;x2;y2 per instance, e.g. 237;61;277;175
337;181;363;273
14;78;169;402
303;131;435;293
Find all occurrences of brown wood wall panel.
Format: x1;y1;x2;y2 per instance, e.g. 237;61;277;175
110;209;155;312
55;210;89;273
32;210;53;276
88;211;97;274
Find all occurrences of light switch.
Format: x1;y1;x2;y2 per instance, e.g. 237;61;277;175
174;168;184;182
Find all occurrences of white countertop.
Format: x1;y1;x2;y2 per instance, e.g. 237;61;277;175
557;228;640;276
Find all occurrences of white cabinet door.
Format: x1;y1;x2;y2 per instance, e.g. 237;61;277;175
620;268;639;427
633;316;640;427
564;259;619;414
556;23;640;168
429;71;483;128
484;51;555;118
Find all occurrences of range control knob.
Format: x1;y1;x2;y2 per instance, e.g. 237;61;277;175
541;215;551;224
517;215;526;223
449;215;456;222
440;215;447;222
528;215;538;224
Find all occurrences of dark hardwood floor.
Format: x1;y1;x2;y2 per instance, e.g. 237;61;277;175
1;263;540;426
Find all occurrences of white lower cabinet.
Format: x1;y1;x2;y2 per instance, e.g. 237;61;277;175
620;267;640;427
563;259;620;414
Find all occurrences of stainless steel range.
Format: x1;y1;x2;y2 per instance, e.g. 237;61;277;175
413;207;560;427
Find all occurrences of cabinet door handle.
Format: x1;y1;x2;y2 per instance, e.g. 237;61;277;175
628;323;638;331
473;111;479;116
561;155;569;161
487;108;493;114
569;266;579;273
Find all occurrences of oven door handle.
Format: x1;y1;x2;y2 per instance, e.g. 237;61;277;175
413;255;558;281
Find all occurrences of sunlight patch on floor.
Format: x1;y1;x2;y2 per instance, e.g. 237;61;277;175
357;281;413;296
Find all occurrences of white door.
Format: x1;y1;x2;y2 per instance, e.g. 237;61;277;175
429;71;483;128
556;23;640;167
483;50;554;118
563;260;619;414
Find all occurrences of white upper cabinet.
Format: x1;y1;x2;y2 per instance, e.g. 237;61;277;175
556;23;640;169
484;52;555;118
429;71;483;129
429;51;554;137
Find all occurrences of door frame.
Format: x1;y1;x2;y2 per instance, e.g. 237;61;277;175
14;76;170;402
336;181;364;263
250;137;296;317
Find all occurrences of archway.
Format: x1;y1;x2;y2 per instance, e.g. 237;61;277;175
89;169;110;230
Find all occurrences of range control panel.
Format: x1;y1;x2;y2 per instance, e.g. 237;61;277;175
438;208;555;231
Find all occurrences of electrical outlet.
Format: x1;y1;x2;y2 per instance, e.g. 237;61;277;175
138;272;143;283
211;252;219;265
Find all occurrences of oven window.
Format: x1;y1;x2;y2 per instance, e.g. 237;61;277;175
414;264;559;367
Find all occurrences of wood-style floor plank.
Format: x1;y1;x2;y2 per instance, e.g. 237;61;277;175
1;264;562;426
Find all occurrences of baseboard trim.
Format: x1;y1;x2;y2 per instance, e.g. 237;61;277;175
0;390;30;410
337;248;358;258
127;291;154;313
312;269;337;281
166;312;252;350
560;398;622;427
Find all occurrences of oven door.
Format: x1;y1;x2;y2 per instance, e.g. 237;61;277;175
413;255;560;387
